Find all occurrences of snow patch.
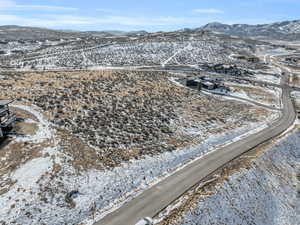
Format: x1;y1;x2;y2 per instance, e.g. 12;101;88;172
12;104;54;143
11;157;53;189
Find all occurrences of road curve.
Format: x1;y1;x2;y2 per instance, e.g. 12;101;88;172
94;57;296;225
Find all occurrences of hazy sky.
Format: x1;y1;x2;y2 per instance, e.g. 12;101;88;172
0;0;299;31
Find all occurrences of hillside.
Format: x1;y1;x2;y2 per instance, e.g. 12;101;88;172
2;19;300;41
198;19;300;40
0;25;148;41
0;25;85;41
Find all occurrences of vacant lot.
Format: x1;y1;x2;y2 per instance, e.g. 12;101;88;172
228;84;281;107
0;70;276;225
0;70;270;169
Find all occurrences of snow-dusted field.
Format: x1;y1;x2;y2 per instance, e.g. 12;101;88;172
178;129;300;225
0;31;291;225
6;40;233;70
0;103;278;225
254;73;281;84
223;82;282;109
0;31;258;71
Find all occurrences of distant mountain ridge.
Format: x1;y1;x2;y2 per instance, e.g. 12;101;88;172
0;25;148;41
1;19;300;41
197;19;300;40
0;25;84;40
82;30;148;37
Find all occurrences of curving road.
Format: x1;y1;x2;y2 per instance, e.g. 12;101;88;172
94;55;296;225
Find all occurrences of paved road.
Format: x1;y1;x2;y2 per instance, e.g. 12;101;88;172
94;55;296;225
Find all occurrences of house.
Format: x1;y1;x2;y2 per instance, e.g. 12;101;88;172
0;100;16;138
185;79;199;87
202;81;216;90
184;78;219;91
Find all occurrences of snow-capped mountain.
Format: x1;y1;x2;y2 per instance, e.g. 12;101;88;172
198;19;300;40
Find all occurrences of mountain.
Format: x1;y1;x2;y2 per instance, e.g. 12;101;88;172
0;25;85;41
2;19;300;41
0;25;148;41
198;19;300;40
82;30;148;37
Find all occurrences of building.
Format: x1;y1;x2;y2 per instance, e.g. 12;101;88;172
0;100;16;138
185;79;199;88
184;77;218;90
202;81;216;90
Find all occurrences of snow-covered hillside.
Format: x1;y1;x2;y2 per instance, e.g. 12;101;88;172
199;19;300;40
178;128;300;225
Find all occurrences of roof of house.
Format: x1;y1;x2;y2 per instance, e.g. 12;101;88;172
203;81;214;86
0;100;14;106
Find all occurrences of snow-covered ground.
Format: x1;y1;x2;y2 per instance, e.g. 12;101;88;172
291;91;300;99
11;104;54;143
223;83;282;109
178;128;300;225
80;118;278;225
0;105;61;225
0;103;279;225
1;33;255;71
254;73;281;84
291;91;300;108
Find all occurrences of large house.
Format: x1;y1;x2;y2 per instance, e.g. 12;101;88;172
0;100;16;138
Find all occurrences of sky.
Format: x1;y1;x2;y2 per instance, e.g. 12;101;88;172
0;0;299;31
